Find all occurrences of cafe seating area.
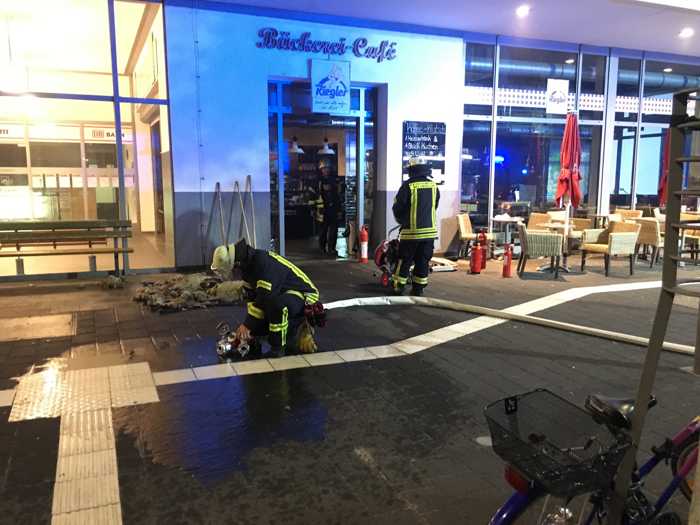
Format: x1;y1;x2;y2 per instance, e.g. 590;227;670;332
453;205;698;278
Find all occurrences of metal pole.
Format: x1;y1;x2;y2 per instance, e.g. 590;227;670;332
488;40;500;234
598;53;619;216
357;88;366;231
575;46;583;115
276;82;285;256
107;0;129;274
630;55;646;209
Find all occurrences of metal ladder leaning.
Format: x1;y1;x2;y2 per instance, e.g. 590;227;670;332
608;88;700;524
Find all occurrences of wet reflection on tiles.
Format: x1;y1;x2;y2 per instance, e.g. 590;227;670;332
112;371;327;486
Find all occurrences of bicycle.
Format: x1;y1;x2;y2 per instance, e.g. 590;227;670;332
485;389;698;524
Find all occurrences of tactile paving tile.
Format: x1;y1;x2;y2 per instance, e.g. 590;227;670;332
9;369;67;422
52;504;122;525
55;449;118;483
108;372;155;392
61;392;111;414
51;474;120;515
58;409;115;457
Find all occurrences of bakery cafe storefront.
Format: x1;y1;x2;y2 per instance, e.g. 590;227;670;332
0;0;464;277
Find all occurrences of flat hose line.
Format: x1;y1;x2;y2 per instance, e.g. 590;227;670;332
324;296;694;356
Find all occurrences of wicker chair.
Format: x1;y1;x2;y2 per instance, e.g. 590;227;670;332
517;223;563;279
680;213;700;263
457;213;494;259
527;212;550;232
547;210;568;223
635;218;663;267
581;221;641;276
616;209;643;221
568;218;594;242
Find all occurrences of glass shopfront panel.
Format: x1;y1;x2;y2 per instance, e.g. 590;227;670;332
580;54;607;122
497;46;577;118
615;58;641;123
461;120;491;227
464;43;495;117
0;0;173;277
609;126;636;208
493;122;601;217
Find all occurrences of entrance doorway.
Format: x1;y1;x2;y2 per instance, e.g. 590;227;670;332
268;82;376;260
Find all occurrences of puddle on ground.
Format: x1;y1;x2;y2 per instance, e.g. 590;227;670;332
0;314;73;342
113;371;327;485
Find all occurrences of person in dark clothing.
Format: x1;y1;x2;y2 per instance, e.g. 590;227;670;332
215;239;320;357
318;178;341;255
391;163;440;296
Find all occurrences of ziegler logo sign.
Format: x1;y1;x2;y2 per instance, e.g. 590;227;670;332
256;27;397;63
312;60;350;115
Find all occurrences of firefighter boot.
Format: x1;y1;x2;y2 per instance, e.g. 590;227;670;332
410;286;424;297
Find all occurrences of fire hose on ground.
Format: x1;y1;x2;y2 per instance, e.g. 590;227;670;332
324;296;694;357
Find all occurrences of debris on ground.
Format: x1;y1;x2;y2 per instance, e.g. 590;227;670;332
133;274;246;312
101;275;126;289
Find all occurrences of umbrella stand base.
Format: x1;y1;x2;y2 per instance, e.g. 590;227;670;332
537;255;571;274
537;264;572;273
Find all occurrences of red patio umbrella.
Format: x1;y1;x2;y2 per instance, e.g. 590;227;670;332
555;113;582;209
658;128;671;206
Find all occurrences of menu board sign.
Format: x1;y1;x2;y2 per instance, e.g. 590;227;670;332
402;121;446;180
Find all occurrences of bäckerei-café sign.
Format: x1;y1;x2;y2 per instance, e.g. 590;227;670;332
256;27;397;63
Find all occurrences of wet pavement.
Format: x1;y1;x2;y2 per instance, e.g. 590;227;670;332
0;257;698;524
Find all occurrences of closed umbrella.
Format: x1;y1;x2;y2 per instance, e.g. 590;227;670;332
658;128;670;206
555;113;582;210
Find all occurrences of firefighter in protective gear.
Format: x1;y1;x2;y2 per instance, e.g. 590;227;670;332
213;239;320;358
391;162;440;296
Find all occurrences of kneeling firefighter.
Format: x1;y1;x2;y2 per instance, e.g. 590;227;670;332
391;162;440;296
212;239;323;358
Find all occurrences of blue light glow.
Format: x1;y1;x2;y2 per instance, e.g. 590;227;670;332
494;155;505;164
521;168;528;175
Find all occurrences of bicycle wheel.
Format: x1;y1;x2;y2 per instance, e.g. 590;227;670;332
671;431;698;502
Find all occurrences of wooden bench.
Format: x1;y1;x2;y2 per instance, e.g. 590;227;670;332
0;220;133;275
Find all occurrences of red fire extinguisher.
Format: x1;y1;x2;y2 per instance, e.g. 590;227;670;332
469;242;483;274
502;243;513;278
359;225;369;263
478;231;488;270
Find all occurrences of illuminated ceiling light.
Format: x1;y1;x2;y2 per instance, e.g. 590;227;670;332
663;67;673;73
288;137;304;154
515;4;531;17
565;58;575;64
678;27;695;38
317;138;335;156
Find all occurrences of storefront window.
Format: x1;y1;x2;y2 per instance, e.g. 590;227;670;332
642;61;700;124
615;58;641;123
497;46;577;118
116;1;168;99
609;126;636;208
0;0;114;95
580;54;607;122
636;125;665;208
464;43;495;117
461;121;490;225
0;0;173;277
493;122;601;217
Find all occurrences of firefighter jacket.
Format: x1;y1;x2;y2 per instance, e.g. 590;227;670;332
241;249;320;326
392;175;440;240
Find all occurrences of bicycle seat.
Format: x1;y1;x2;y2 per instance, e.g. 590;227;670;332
585;394;657;430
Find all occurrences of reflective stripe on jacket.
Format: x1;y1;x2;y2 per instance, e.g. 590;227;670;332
392;176;440;240
242;249;319;326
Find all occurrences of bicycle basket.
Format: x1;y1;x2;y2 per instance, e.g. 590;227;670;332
484;389;631;498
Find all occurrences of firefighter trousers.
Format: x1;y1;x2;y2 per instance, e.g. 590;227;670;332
247;293;305;351
392;239;434;291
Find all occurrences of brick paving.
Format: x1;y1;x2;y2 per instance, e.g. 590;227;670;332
0;258;697;524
